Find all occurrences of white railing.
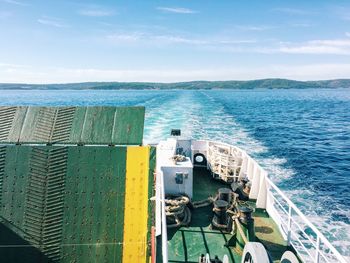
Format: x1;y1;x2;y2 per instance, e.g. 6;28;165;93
206;141;243;182
264;176;347;263
192;140;347;263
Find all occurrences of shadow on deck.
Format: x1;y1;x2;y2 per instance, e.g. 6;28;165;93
0;222;51;263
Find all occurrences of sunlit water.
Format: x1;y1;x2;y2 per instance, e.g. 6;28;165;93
1;88;349;256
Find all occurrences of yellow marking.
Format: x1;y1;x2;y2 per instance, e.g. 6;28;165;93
123;146;150;263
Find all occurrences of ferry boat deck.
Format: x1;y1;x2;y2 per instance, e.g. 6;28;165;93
166;167;288;263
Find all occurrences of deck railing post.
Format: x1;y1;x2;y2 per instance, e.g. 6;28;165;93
160;172;169;263
287;205;292;246
315;235;320;263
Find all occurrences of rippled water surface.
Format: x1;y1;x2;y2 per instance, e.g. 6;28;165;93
1;88;349;255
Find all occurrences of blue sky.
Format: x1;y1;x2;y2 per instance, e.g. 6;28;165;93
1;0;350;83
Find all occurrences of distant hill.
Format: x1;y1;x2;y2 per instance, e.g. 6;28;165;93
0;78;349;90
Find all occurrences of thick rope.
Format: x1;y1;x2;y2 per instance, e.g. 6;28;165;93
234;217;248;244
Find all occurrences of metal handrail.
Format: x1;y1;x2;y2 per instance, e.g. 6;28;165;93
206;140;347;263
265;176;347;263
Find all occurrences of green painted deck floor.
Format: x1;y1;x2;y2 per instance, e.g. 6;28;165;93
167;167;288;263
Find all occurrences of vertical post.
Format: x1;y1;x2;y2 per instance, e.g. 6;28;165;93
315;235;320;263
287;205;292;246
160;172;169;263
151;226;156;263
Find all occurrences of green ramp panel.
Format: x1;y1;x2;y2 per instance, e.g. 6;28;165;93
0;106;145;145
0;145;127;263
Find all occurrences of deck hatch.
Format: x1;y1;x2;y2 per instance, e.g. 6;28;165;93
0;106;145;145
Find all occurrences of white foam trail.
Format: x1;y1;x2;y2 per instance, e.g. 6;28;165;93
198;91;295;182
143;91;201;143
285;189;350;257
144;90;295;183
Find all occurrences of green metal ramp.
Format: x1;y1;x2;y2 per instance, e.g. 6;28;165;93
0;106;145;145
0;146;126;262
0;106;155;263
0;145;155;263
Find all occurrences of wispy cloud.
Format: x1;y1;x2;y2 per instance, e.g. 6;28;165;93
2;63;350;83
156;7;197;14
104;28;350;56
269;63;350;80
288;22;313;28
346;32;350;37
279;39;350;55
154;35;207;45
0;62;29;68
272;7;315;15
78;7;114;17
235;25;276;31
105;31;255;47
106;32;207;45
37;16;68;28
2;0;28;6
107;32;144;43
216;39;257;44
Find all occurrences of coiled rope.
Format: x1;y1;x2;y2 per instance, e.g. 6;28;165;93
165;195;191;228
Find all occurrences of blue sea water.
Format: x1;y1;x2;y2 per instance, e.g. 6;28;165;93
0;88;349;255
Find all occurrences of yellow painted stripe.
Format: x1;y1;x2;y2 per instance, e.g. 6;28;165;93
122;146;150;263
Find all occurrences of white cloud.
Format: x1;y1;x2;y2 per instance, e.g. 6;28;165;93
2;0;27;6
270;63;350;80
105;31;350;56
346;32;350;37
37;16;68;28
106;32;211;46
280;39;350;55
153;35;207;45
1;63;350;83
156;7;197;14
105;32;257;49
272;7;314;15
0;63;29;68
235;25;275;31
107;32;144;43
288;22;313;28
78;8;114;17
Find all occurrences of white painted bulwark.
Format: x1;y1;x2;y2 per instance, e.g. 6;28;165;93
256;170;268;209
157;138;194;198
249;163;261;199
161;158;193;198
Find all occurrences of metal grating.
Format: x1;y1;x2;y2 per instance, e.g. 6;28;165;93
51;107;76;143
0;106;145;145
23;147;68;262
0;107;17;141
24;147;49;245
41;147;67;261
32;108;57;142
0;146;6;206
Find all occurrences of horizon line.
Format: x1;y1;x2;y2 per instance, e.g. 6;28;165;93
0;78;349;86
